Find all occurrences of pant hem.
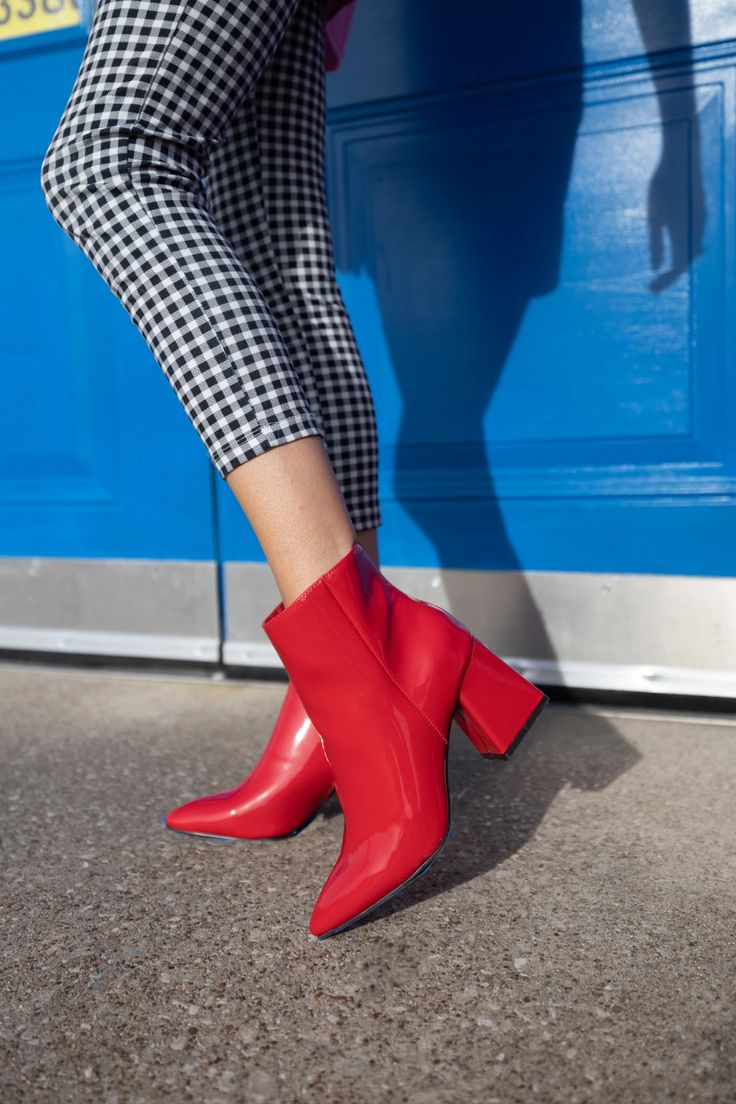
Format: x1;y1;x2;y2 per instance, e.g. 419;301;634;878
213;426;324;479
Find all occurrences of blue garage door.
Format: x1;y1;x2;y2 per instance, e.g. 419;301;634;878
2;0;735;696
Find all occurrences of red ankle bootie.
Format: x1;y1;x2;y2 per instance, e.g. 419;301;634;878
163;680;334;841
262;540;549;939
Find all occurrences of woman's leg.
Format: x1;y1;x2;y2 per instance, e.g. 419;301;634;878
204;0;382;567
40;0;550;933
39;0;361;604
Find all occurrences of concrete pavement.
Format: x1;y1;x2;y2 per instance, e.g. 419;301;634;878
1;662;734;1103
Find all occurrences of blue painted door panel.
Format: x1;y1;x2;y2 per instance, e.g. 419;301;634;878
5;1;736;589
287;0;734;575
1;27;215;560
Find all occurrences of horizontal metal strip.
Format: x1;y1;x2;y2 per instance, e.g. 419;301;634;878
222;639;736;698
0;625;219;662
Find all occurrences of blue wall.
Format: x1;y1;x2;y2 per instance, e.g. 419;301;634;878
3;0;735;576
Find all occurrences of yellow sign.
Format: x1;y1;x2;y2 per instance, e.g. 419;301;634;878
0;0;81;41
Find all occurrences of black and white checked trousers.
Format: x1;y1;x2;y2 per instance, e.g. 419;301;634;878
40;0;381;532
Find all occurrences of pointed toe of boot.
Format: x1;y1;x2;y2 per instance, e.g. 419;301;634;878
163;774;330;841
309;861;383;939
308;811;453;938
164;789;243;840
163;681;334;841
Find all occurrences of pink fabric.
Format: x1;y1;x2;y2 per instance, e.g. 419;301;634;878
321;0;355;22
321;0;357;72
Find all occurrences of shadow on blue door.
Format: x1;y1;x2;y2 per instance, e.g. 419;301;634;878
370;0;705;562
337;0;710;659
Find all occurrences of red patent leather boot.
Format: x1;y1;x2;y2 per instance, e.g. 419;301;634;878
262;540;549;939
163;680;334;841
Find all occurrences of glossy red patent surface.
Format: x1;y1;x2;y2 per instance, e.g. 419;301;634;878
164;680;334;840
263;541;549;938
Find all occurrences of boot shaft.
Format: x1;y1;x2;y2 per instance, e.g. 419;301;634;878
262;542;472;744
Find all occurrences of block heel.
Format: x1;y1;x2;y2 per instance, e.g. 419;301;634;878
453;634;549;758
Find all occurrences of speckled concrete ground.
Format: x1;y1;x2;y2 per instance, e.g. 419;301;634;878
0;662;734;1104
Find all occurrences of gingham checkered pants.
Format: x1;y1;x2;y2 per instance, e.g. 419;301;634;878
40;0;381;532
